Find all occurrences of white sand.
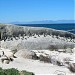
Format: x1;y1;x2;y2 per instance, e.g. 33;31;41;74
0;57;73;75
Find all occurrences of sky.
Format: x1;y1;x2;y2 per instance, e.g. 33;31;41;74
0;0;74;23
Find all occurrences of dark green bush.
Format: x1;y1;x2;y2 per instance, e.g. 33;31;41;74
0;68;20;75
0;68;34;75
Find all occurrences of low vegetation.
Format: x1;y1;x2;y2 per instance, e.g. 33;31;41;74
0;67;34;75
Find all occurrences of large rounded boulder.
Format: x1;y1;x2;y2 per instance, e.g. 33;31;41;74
15;49;38;59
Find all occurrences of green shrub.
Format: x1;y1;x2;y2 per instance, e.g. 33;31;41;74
0;68;20;75
0;68;35;75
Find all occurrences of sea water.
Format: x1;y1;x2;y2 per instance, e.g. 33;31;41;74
16;23;75;34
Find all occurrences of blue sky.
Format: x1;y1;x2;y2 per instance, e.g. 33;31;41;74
0;0;74;23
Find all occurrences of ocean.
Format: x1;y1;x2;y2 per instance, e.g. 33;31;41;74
16;23;75;34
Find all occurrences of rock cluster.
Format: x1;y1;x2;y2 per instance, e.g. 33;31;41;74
0;48;15;64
